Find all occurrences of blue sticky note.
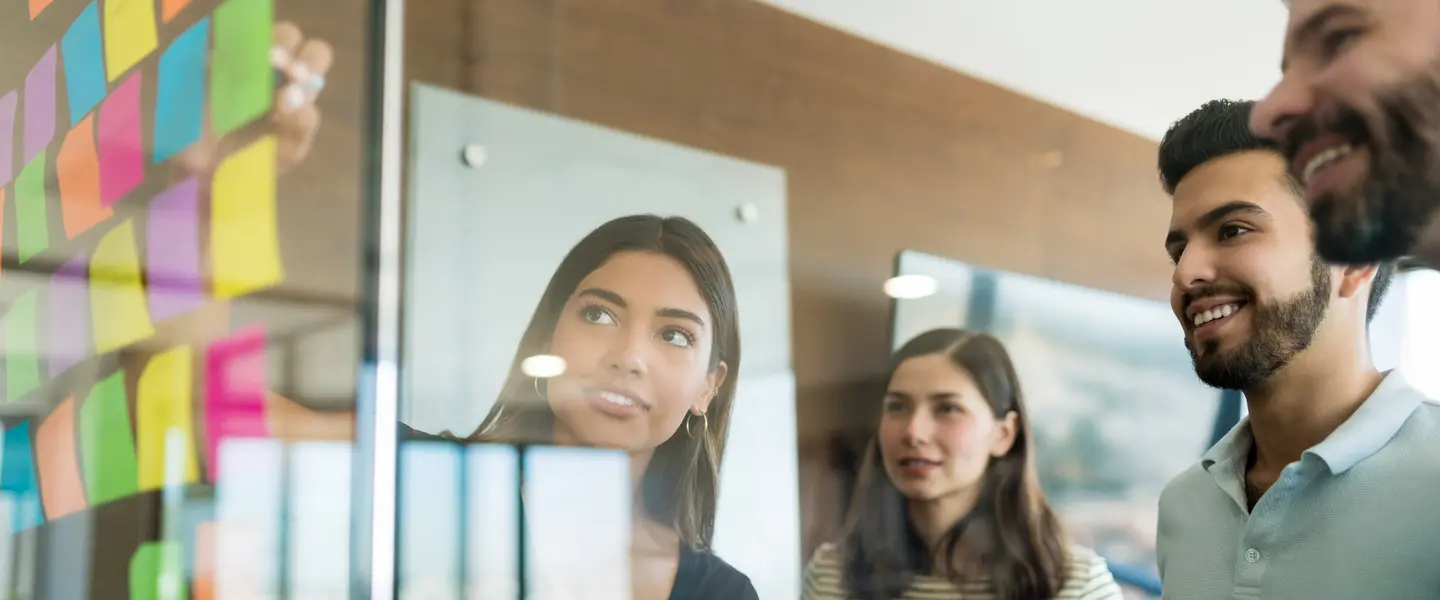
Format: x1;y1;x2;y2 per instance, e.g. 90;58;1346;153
61;2;106;126
154;17;209;164
1;421;44;533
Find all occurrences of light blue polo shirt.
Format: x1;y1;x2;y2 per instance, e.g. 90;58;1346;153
1156;370;1440;600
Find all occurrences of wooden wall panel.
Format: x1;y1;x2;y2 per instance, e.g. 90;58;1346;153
406;0;1178;558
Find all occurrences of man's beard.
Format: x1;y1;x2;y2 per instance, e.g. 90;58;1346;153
1186;258;1331;390
1283;62;1440;264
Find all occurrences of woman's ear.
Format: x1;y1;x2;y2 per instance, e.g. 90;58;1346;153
990;410;1019;457
697;361;729;414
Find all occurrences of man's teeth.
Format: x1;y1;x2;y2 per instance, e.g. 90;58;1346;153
1193;303;1241;326
598;391;638;407
1302;144;1354;184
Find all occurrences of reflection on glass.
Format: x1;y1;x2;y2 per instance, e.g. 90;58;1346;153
893;251;1221;583
525;446;631;599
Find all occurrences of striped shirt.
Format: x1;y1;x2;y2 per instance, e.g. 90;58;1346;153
801;542;1124;599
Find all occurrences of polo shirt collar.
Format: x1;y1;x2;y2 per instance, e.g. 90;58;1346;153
1202;370;1424;477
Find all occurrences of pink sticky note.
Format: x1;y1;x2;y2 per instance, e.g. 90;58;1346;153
0;91;16;187
98;72;143;206
23;46;57;164
204;326;269;481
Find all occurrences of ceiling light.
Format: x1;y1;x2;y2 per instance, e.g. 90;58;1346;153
884;275;938;299
521;355;567;378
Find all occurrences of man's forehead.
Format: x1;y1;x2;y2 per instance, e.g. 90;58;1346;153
1169;153;1293;227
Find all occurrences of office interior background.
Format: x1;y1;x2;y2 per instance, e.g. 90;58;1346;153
0;0;1434;598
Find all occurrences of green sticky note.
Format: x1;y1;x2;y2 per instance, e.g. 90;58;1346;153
129;541;188;600
3;290;41;402
81;371;139;504
210;0;273;135
15;154;49;263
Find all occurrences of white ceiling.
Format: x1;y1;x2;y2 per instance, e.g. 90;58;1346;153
755;0;1291;141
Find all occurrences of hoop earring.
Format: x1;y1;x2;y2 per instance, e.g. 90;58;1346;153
685;411;708;440
533;377;546;399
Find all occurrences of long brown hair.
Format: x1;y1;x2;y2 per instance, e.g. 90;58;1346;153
464;214;741;550
840;328;1066;600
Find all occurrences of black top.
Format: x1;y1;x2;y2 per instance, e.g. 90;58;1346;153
672;545;759;600
399;424;758;599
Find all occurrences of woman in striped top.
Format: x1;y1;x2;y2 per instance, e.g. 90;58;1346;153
802;329;1123;600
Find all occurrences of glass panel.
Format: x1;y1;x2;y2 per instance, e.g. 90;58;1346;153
399;86;801;598
0;0;378;597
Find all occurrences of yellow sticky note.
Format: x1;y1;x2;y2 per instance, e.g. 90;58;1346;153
103;0;159;82
212;136;282;299
91;220;155;353
137;347;199;491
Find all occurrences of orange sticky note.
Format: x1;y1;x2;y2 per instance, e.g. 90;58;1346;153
162;0;192;23
29;0;52;19
212;136;282;299
103;0;159;82
35;397;88;519
137;346;199;490
91;220;155;353
57;115;112;239
193;521;216;600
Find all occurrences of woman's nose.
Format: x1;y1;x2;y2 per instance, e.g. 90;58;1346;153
603;329;648;376
903;414;933;445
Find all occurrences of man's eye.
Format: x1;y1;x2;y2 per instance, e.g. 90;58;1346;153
1322;28;1361;59
1218;225;1251;241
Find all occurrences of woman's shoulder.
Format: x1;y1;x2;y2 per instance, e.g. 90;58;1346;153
1058;543;1124;600
801;543;847;599
673;546;758;600
399;422;465;443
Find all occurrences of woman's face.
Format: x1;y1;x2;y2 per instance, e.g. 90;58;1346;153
878;354;1016;505
545;251;728;452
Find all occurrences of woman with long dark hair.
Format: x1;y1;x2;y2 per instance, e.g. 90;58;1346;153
802;328;1121;600
405;214;756;600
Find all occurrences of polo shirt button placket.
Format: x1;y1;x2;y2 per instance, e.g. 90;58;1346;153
1245;548;1260;563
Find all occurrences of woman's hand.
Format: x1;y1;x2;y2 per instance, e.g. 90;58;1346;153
172;21;333;177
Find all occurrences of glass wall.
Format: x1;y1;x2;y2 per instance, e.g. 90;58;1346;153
0;0;379;596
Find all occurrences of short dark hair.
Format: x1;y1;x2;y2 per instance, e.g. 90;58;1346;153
1158;99;1289;195
1158;99;1395;323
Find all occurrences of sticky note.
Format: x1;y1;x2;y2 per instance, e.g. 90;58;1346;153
3;290;41;402
155;18;209;164
0;91;15;186
48;251;91;378
15;153;49;263
137;347;199;490
212;136;282;298
204;326;270;480
130;541;187;600
148;178;203;321
35;398;88;519
99;72;143;206
192;521;216;600
103;0;158;82
91;220;155;353
62;3;107;126
30;0;53;19
80;371;139;504
0;188;5;280
162;0;192;23
211;0;273;135
1;421;44;532
58;115;111;239
24;45;57;163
